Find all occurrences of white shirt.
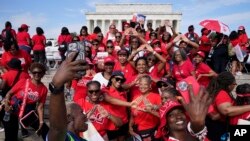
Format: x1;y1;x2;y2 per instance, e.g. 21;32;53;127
92;72;109;88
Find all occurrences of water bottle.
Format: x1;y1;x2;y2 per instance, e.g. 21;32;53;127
3;112;10;122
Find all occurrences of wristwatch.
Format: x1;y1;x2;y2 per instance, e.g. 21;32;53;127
49;82;64;94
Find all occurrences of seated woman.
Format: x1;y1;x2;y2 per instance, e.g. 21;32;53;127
129;75;161;141
76;81;122;141
157;85;211;141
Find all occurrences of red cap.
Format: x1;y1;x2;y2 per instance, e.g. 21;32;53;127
159;100;183;130
154;47;162;53
104;56;115;64
21;24;29;29
151;39;160;45
195;51;205;58
238;26;245;30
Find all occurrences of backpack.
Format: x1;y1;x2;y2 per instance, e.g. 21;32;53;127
58;36;69;52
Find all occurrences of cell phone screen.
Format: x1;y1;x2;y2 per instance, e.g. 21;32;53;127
20;111;39;128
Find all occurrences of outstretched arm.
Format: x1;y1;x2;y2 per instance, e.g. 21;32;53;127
48;53;88;141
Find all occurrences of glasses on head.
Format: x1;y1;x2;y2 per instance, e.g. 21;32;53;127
32;71;43;75
88;89;100;94
114;77;125;83
107;46;114;49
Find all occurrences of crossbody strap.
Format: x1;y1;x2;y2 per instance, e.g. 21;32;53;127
18;79;30;118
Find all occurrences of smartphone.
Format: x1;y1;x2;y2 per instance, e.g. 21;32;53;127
67;41;86;76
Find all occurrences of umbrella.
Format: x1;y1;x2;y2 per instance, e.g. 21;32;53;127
199;19;230;35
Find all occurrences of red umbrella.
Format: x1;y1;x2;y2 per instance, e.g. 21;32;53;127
199;19;230;35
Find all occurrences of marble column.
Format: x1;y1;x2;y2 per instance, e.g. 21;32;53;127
118;20;122;31
152;20;156;30
101;20;105;34
176;20;181;33
94;20;97;28
87;20;91;33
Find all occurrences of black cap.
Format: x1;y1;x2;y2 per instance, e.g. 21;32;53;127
107;71;126;86
156;77;175;88
7;58;22;70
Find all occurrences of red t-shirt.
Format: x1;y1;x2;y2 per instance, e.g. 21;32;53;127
1;28;17;39
72;76;93;102
113;62;136;81
79;35;91;41
172;60;194;81
1;50;32;72
230;111;250;125
57;35;72;45
1;70;30;86
149;64;165;79
199;35;211;53
10;79;48;105
32;34;46;51
76;99;111;136
132;92;161;131
16;31;30;46
103;87;128;127
195;62;212;88
238;34;249;51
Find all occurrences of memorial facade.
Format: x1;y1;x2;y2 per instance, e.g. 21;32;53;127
85;4;182;34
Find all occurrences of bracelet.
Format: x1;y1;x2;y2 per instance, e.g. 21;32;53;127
187;122;207;141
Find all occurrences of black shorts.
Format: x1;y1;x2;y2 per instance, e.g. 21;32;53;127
107;123;129;140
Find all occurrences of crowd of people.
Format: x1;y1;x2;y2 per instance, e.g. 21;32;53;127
0;19;250;141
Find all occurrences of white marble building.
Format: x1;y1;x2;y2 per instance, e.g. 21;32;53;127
85;3;182;34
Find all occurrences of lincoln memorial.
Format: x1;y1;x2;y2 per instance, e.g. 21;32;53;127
85;4;182;34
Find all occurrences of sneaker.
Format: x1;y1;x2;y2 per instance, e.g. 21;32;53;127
236;71;243;76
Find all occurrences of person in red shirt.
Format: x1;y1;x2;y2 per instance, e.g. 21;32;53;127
1;40;32;73
0;58;30;98
184;25;199;43
145;22;153;41
129;75;161;141
113;32;122;51
238;26;249;51
105;40;117;58
16;24;31;54
1;21;17;48
172;49;195;82
76;81;122;141
157;85;211;141
4;63;49;141
57;27;72;61
193;51;217;88
230;83;250;125
207;72;250;141
113;48;136;80
79;26;91;42
32;27;46;64
72;58;96;102
103;71;129;141
199;28;211;56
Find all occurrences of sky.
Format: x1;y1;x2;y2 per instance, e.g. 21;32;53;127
1;0;250;39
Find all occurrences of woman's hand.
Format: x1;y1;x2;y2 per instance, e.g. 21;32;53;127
52;52;89;88
178;85;212;133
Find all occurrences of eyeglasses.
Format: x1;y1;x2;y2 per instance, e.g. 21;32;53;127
32;71;43;75
92;43;98;46
107;46;114;49
88;89;100;94
159;83;168;88
98;35;103;37
105;62;115;66
114;77;125;83
115;36;121;38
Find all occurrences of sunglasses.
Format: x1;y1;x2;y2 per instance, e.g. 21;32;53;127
107;46;114;48
116;36;121;38
92;43;98;46
147;58;156;62
98;35;103;37
159;83;169;88
114;77;125;83
32;71;43;75
88;89;100;94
